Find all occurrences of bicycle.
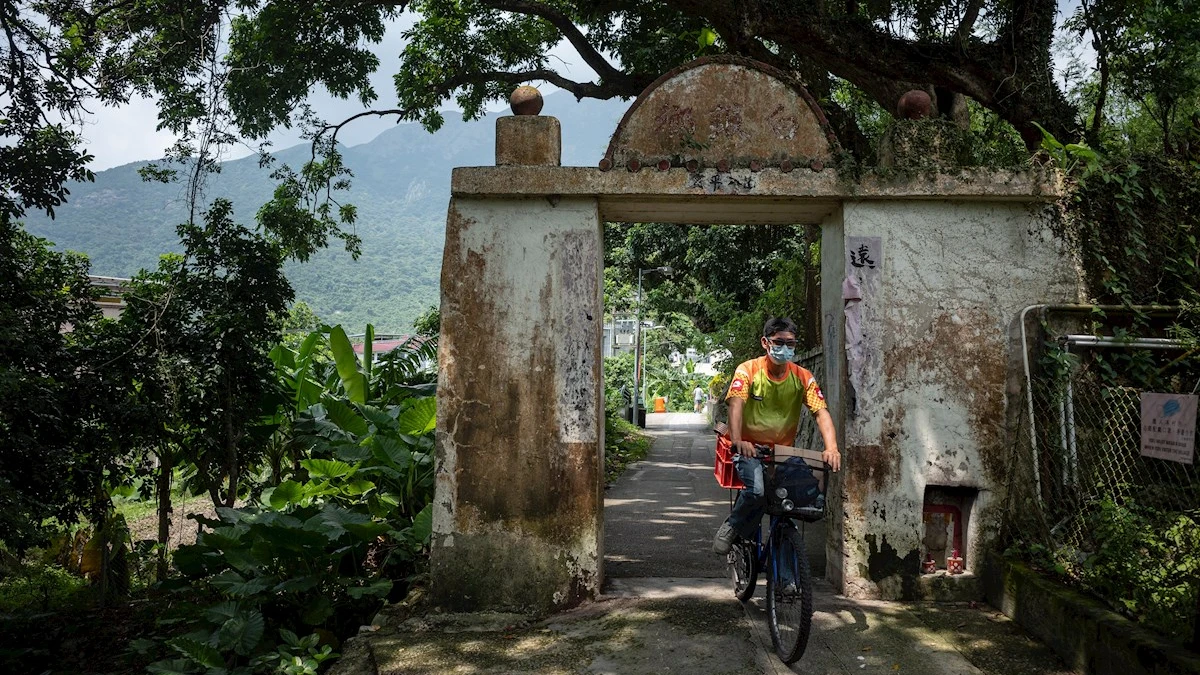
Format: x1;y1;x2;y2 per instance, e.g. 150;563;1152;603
714;433;827;664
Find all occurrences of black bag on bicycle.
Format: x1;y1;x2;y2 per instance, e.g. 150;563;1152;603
769;458;821;508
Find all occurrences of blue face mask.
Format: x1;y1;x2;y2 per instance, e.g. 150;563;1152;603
768;344;795;364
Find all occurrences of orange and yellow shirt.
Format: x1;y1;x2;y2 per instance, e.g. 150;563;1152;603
725;357;826;446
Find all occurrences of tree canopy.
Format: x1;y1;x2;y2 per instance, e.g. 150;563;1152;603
2;0;1198;229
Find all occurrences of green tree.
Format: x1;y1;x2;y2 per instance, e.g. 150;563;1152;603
605;222;819;373
116;200;294;514
0;217;121;550
412;306;441;337
284;301;322;336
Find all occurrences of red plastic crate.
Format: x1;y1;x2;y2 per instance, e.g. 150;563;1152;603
714;435;744;489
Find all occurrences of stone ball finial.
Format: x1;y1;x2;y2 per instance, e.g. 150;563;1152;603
897;90;933;120
510;85;544;116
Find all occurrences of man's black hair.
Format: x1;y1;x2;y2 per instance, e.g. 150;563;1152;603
762;316;799;338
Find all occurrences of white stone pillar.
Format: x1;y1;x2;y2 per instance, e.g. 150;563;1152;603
432;195;604;611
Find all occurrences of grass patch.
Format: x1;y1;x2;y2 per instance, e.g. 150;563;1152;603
604;413;652;487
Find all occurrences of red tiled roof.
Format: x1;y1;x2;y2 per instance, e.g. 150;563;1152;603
351;335;431;355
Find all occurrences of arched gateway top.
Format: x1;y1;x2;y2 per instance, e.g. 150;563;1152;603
600;56;841;173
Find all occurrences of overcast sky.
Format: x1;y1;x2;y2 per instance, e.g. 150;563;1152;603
75;7;1092;172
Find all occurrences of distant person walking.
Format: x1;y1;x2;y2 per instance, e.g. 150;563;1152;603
693;384;707;413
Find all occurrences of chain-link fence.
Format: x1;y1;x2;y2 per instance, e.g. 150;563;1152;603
1003;346;1200;644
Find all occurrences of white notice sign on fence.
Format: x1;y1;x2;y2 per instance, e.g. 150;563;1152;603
1140;392;1197;465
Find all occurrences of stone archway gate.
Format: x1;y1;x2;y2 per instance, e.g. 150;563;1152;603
432;56;1080;612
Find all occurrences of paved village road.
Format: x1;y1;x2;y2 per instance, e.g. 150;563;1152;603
604;411;826;579
331;411;1078;675
603;411;732;579
601;412;1076;675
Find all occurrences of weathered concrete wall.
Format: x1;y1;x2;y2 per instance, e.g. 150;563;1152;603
820;208;848;591
835;200;1082;599
433;196;605;612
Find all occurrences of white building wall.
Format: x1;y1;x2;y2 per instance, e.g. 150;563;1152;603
835;200;1082;599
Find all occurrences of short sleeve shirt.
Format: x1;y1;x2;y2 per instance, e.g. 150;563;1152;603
725;357;826;445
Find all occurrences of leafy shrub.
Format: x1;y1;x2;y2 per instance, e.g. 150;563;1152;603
145;326;436;674
604;414;651;486
1079;498;1199;640
0;563;87;614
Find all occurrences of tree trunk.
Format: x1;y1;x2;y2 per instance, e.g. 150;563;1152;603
223;377;239;508
803;225;822;348
1192;584;1200;652
156;449;173;580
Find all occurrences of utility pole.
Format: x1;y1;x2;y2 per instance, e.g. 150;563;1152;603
633;265;672;427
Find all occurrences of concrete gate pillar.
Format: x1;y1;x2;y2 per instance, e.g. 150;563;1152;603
432;106;605;612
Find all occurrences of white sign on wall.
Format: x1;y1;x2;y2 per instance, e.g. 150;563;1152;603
1140;392;1197;465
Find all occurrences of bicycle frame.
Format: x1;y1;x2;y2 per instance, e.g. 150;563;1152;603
745;515;804;577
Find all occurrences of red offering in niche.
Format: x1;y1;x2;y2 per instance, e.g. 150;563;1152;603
947;549;964;575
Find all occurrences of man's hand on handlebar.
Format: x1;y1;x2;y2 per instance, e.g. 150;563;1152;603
733;440;758;457
822;448;841;472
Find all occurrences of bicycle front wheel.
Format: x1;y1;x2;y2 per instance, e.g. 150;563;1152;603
728;539;758;602
766;525;813;664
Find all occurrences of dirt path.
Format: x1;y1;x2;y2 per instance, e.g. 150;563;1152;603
125;495;224;550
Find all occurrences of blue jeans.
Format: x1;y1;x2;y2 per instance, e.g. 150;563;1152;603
726;455;766;539
725;456;805;587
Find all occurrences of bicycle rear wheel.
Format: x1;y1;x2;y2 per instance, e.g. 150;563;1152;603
728;539;758;602
766;525;813;664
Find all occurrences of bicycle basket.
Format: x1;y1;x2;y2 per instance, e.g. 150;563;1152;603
765;458;821;515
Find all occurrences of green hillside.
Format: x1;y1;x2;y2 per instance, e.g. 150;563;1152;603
21;93;626;332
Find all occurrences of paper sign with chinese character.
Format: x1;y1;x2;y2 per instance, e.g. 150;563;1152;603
847;236;881;273
1140;392;1197;464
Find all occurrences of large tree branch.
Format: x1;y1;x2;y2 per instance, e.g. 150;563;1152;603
447;67;648;101
480;0;633;87
665;0;1076;143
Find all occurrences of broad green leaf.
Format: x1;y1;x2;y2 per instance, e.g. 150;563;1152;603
300;458;355;479
270;343;296;369
302;503;371;540
146;659;196;675
274;576;321;594
297;376;325;410
363;323;374;381
358;403;399;432
372;436;413;468
397;397;436;436
336;442;373;463
269;480;305;509
279;628;301;647
203;600;241;623
410;503;433;544
322;397;370;437
329;325;368;404
343;479;376;496
346;578;393;599
210;571;275;598
297;330;324;362
168;637;224;668
216;609;265;656
301;595;334;625
214;507;244;524
344;521;390;539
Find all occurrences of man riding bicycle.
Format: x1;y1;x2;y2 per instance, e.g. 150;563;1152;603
713;317;842;557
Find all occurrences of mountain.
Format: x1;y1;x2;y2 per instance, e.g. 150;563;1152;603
20;92;629;332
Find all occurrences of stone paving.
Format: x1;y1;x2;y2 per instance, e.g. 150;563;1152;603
331;411;1078;675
